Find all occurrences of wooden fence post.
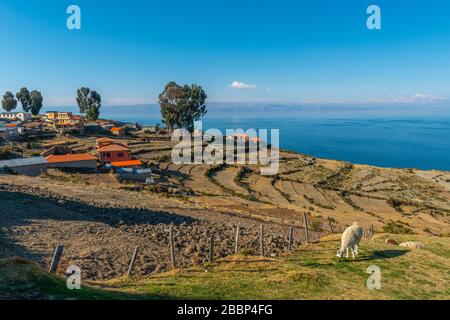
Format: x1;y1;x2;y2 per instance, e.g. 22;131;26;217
303;213;310;243
288;227;294;252
259;224;265;257
127;246;139;276
209;235;215;262
169;224;176;269
328;217;334;234
235;225;240;255
49;244;64;274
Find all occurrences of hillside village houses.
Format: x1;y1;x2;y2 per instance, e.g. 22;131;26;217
0;111;32;122
1;106;152;181
45;111;85;134
0;121;20;141
1;134;147;180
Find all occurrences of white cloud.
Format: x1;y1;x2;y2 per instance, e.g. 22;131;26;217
228;81;258;90
367;93;448;104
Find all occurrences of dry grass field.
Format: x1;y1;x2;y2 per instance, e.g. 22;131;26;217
1;233;448;300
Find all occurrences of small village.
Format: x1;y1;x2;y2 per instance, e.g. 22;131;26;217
0;110;166;183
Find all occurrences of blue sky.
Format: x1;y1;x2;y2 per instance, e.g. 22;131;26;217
1;0;450;106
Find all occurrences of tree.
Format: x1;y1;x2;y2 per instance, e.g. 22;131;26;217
16;87;32;112
2;91;17;112
30;90;43;116
158;81;207;132
76;87;102;121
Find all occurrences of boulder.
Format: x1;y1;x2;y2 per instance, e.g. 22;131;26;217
399;241;423;249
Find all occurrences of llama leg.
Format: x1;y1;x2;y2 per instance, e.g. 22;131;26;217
351;248;355;259
355;244;359;256
346;247;349;258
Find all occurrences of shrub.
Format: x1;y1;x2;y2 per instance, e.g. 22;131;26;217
0;146;13;160
383;220;414;234
238;249;252;256
309;219;324;232
157;154;171;162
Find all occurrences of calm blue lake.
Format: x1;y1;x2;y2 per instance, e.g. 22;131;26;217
43;104;450;171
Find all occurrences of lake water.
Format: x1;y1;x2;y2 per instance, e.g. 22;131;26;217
42;104;450;171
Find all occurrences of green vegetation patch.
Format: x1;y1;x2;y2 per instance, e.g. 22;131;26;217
383;220;415;235
0;258;131;300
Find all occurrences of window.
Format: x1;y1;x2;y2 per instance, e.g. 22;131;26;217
106;153;111;158
118;152;124;158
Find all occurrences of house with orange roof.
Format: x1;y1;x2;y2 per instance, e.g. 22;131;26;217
111;127;125;136
4;123;19;128
97;143;131;163
96;137;116;149
45;153;98;172
0;123;19;140
53;122;85;134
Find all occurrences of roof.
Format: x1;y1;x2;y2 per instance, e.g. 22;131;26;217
1;112;27;115
235;133;250;139
23;122;42;128
45;154;97;163
0;157;48;167
4;123;18;128
111;127;123;131
56;123;80;127
96;137;116;143
116;168;152;174
111;160;142;167
97;143;130;152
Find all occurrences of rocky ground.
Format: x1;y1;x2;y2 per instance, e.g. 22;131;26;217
0;182;313;280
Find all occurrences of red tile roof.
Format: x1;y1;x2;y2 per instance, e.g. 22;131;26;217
97;144;130;152
45;154;97;163
23;122;42;128
111;127;123;131
96;137;115;143
111;160;142;167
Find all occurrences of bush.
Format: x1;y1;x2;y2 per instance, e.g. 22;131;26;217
309;219;324;232
157;154;172;162
387;199;403;212
0;146;13;160
238;249;252;256
383;220;414;234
